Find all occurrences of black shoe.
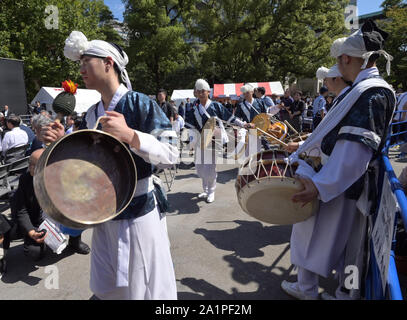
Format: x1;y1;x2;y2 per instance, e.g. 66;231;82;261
68;236;90;255
0;258;6;279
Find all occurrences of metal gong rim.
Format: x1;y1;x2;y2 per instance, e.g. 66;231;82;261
35;129;137;226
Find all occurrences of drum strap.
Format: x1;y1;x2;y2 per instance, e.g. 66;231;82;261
194;102;229;144
242;101;260;122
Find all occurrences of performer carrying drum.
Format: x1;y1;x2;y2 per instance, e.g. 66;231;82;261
235;84;268;156
185;79;252;203
41;31;178;300
281;19;396;300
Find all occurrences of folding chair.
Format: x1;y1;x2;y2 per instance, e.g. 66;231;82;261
0;163;12;198
7;156;29;190
161;165;177;192
2;144;29;165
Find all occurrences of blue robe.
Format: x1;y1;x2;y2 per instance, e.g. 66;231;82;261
184;100;240;132
234;98;267;123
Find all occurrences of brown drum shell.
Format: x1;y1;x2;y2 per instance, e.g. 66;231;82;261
34;129;137;230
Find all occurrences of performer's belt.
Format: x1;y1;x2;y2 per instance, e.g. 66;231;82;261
134;176;154;198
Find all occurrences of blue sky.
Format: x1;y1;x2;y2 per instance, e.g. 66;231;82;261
103;0;384;22
358;0;384;15
104;0;125;21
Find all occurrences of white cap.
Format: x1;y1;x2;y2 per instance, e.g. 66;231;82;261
326;64;342;78
316;67;329;80
195;79;210;91
240;84;254;93
329;20;393;75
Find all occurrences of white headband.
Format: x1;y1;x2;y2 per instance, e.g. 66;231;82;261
64;31;132;90
326;64;342;78
195;79;210;91
241;84;254;93
330;31;393;76
316;67;329;80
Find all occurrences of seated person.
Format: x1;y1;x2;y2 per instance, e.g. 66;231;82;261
73;117;82;132
1;115;28;159
19;119;35;145
0;214;11;278
3;149;90;266
26;114;52;156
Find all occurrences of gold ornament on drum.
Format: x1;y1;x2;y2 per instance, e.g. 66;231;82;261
248;114;288;147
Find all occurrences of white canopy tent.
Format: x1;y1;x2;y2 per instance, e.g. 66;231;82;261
170;89;197;107
31;87;101;114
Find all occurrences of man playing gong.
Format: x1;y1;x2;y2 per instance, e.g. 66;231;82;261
42;31;178;300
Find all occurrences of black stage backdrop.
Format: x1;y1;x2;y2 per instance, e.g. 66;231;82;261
0;58;28;115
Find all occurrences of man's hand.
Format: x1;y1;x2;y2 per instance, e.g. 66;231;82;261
28;230;47;244
244;123;255;129
100;111;140;149
41;121;65;144
284;142;299;153
292;177;319;206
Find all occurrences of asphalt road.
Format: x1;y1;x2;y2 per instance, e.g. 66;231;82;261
1;149;406;300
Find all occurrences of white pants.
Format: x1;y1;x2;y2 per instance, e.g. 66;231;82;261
90;208;177;300
195;146;217;194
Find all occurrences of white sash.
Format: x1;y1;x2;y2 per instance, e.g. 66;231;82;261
194;102;229;145
290;77;395;179
242;100;260;122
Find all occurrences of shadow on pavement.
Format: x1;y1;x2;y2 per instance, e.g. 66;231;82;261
184;220;338;299
194;220;292;258
167;192;203;215
216;167;239;185
1;243;75;286
178;250;296;300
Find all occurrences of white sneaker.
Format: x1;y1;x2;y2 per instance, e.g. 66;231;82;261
198;192;208;199
207;193;215;203
281;280;319;300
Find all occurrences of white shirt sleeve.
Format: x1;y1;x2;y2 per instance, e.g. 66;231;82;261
1;133;9;155
267;106;280;116
233;118;246;128
311;139;373;203
130;130;179;169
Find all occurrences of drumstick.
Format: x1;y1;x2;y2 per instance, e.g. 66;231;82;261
284;120;299;135
257;128;288;147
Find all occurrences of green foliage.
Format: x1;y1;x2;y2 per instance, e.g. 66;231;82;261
124;0;195;95
379;2;407;90
124;0;350;95
0;0;121;101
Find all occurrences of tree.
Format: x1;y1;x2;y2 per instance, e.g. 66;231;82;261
0;0;121;100
186;0;350;86
123;0;195;95
379;1;407;90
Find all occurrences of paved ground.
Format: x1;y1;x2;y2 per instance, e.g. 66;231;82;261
1;148;406;300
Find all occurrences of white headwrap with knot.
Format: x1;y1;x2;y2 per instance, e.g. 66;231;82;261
64;31;132;90
330;30;393;76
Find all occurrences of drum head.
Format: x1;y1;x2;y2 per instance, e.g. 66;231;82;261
237;177;319;225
